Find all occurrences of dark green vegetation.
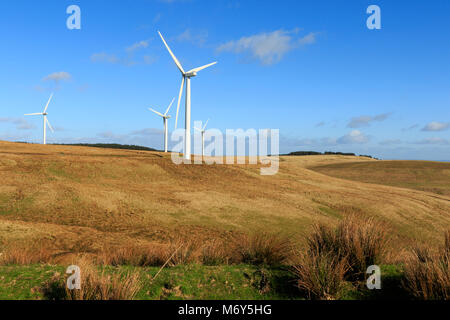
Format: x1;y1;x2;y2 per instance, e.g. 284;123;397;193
286;151;377;159
54;143;158;152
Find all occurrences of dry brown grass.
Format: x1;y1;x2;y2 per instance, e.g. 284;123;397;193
307;215;388;280
403;231;450;300
0;243;53;265
0;140;449;262
291;215;388;299
233;232;291;266
42;257;142;300
292;249;350;300
310;160;450;197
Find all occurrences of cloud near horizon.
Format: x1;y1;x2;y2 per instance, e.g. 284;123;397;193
421;121;450;132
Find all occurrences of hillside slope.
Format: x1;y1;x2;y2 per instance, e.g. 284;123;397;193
0;141;449;260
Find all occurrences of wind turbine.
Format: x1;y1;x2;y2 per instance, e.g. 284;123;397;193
24;93;55;145
148;97;175;153
158;31;217;161
194;119;209;158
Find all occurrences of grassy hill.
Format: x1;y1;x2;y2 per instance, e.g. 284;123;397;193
309;160;450;197
0;140;448;255
0;141;449;299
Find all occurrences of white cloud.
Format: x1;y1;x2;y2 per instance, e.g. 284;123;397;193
91;39;156;66
176;29;208;46
90;52;120;64
415;137;450;145
337;130;369;144
347;113;391;128
402;124;419;132
126;40;150;53
0;117;35;130
43;72;72;83
421;121;450;132
217;29;318;65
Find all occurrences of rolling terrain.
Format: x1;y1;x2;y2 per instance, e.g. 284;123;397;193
0;140;449;263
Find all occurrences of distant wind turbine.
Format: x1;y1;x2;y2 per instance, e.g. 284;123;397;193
158;31;217;160
148;97;175;153
194;119;209;158
24;93;55;145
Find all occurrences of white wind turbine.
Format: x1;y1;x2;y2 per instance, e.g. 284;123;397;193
194;119;209;158
148;97;175;153
158;31;217;160
24;93;55;145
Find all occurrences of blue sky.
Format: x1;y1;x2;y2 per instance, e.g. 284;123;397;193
0;0;449;160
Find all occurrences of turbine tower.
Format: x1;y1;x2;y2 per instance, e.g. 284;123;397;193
148;97;175;153
158;31;217;161
194;119;209;158
24;93;55;145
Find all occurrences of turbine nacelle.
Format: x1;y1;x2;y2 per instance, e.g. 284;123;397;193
185;72;197;78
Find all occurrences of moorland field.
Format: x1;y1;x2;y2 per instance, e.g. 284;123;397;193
0;141;448;300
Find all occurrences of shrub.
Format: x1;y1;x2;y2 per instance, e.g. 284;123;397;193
403;231;450;300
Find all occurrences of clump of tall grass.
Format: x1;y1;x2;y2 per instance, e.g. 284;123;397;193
0;243;53;265
98;244;170;267
308;215;387;280
403;231;449;300
234;232;291;266
42;257;142;300
292;215;388;299
292;249;349;300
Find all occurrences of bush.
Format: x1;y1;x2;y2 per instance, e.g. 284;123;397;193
403;231;450;300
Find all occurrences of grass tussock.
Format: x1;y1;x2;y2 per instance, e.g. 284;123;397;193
307;215;387;280
292;250;349;300
403;231;450;300
292;215;388;299
98;244;171;267
42;257;142;300
234;232;291;266
0;244;53;265
96;233;290;267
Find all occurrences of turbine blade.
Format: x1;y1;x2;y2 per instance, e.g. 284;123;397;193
175;76;185;129
43;93;54;113
149;108;164;117
158;31;185;74
24;113;43;116
203;119;209;131
46;118;54;133
164;97;175;116
187;62;217;74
